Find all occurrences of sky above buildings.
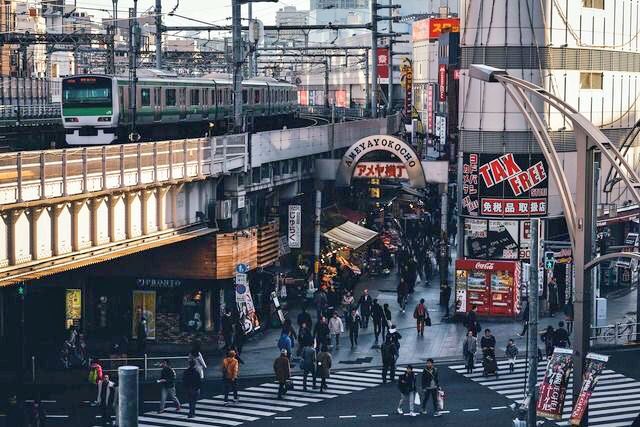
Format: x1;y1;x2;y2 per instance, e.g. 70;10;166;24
87;0;311;26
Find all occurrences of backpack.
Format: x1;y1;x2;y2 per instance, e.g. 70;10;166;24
88;366;99;384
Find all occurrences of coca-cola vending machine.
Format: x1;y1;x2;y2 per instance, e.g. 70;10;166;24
455;259;520;317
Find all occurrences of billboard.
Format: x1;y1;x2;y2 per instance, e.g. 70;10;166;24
537;348;574;420
401;59;414;119
288;205;301;249
438;64;447;101
426;83;435;133
464;218;533;261
377;47;389;79
569;353;609;425
462;153;549;217
412;17;461;42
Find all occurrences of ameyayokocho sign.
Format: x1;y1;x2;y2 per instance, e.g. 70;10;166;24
353;162;409;180
462;153;549;217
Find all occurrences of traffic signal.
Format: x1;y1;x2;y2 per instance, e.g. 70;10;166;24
16;283;25;298
544;251;555;270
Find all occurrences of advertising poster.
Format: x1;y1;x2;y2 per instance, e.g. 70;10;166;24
519;220;532;260
65;289;82;329
132;290;156;340
537;348;574;420
236;283;260;334
487;220;519;260
455;270;468;313
462;153;549;217
569;353;609;425
464;218;488;259
288;205;302;249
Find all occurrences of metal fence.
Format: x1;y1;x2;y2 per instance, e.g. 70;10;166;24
590;317;639;346
0;103;61;121
100;355;192;380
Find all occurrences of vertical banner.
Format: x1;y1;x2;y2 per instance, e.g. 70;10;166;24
426;83;435;134
377;47;389;79
438;64;447;101
288;205;302;248
400;58;413;120
569;353;609;425
537;348;574;420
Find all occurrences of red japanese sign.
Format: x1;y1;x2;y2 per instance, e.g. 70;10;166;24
480;198;547;216
569;353;609;425
353;162;409;180
537;348;574;420
377;47;389;79
426;83;434;133
438;64;447;101
412;18;461;42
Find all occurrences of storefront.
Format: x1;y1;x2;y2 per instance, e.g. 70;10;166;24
455;259;521;317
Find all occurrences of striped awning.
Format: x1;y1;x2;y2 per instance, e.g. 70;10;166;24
323;221;378;250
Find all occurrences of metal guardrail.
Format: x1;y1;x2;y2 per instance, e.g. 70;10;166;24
0;103;61;121
101;355;191;381
299;105;367;119
0;134;248;205
590;320;639;346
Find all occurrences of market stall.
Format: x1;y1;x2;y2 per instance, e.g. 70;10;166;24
454;259;521;318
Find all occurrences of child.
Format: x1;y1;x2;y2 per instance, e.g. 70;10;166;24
505;339;519;373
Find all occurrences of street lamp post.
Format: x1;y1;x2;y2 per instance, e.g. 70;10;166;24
469;64;640;426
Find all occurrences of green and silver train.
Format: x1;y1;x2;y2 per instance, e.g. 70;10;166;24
61;70;298;145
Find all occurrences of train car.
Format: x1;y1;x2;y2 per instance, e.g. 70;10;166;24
61;70;298;146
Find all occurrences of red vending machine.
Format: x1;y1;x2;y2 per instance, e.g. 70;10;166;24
454;259;520;317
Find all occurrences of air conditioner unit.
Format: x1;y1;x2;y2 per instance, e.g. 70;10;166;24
216;200;232;220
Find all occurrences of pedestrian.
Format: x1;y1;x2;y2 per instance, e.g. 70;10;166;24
517;300;530;337
346;308;362;347
157;359;181;413
89;358;104;405
233;318;245;354
441;283;452;318
277;331;293;358
542;325;555;358
97;373;116;425
183;359;202;419
314;316;330;350
341;291;355;314
462;330;477;374
297;322;313;355
328;311;344;349
297;305;313;331
387;324;402;353
189;341;207;380
554;321;571;348
221;309;234;350
465;305;479;337
383;303;392;337
317;345;332;392
314;287;328;322
564;302;574;334
281;319;298;350
396;365;417;416
413;298;428;337
301;344;317;391
135;306;148;355
26;399;47;427
372;299;384;345
505;339;519;373
273;349;291;399
420;359;441;416
381;335;398;383
480;329;496;358
222;349;239;404
397;278;409;312
548;277;559;317
358;289;373;328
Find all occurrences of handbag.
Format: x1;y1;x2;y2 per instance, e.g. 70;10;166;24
437;389;445;410
286;380;295;391
414;392;421;406
425;316;432;327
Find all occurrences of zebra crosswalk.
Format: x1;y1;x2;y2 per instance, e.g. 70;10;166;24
449;359;640;427
137;368;385;426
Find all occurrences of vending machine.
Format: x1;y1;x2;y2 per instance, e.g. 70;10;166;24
455;259;521;317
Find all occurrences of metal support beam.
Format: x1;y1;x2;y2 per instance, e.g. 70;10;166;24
155;0;162;69
370;0;378;117
527;218;540;427
386;0;393;115
232;0;243;132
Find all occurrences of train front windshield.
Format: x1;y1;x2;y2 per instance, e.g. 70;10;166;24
62;77;112;108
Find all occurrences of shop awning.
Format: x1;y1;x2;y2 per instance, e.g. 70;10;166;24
323;221;378;250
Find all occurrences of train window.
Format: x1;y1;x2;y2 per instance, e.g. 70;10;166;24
190;89;200;105
254;89;260;104
242;89;248;104
203;88;209;105
166;88;176;106
218;89;223;104
141;88;151;106
212;89;216;105
286;90;289;102
154;87;161;105
179;88;186;105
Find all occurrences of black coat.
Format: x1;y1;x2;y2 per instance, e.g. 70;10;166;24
398;372;416;394
183;366;202;391
421;368;439;390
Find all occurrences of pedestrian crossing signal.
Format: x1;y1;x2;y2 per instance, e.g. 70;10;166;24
544;251;555;270
17;284;24;297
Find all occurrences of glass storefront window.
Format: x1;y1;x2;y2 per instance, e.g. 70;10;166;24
181;290;205;332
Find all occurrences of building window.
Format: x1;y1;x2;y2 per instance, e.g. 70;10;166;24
141;88;151;106
580;72;603;90
165;88;176;106
583;0;604;9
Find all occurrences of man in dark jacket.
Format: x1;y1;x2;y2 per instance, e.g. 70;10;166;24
221;309;234;350
420;359;440;415
396;365;417;416
346;308;362;347
298;322;313;352
183;359;202;418
554;321;571;348
466;305;479;337
381;336;398;383
371;299;384;345
313;316;330;350
301;345;317;391
518;300;530;337
297;306;312;331
358;289;373;328
157;359;181;413
480;329;496;358
273;349;291;399
97;374;116;425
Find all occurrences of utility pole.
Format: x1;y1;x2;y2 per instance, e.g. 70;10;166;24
324;57;330;109
386;0;393;116
155;0;162;69
232;0;243;132
439;183;449;293
128;2;140;141
370;0;378;117
527;218;539;427
314;183;322;288
364;51;369;115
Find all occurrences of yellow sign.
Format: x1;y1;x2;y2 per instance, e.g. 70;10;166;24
65;289;82;329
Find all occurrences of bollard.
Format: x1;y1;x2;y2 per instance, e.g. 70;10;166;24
118;366;139;427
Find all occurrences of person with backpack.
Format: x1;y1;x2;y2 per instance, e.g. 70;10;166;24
183;359;202;419
397;365;417;416
301;344;317;391
505;339;519;373
96;373;115;425
465;305;479;337
222;349;239;404
317;345;332;392
157;359;180;413
277;332;292;358
371;299;384;345
420;359;440;416
381;335;398;383
89;359;104;406
387;324;402;353
554;321;571;348
273;349;291;399
346;308;362;347
413;299;429;337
